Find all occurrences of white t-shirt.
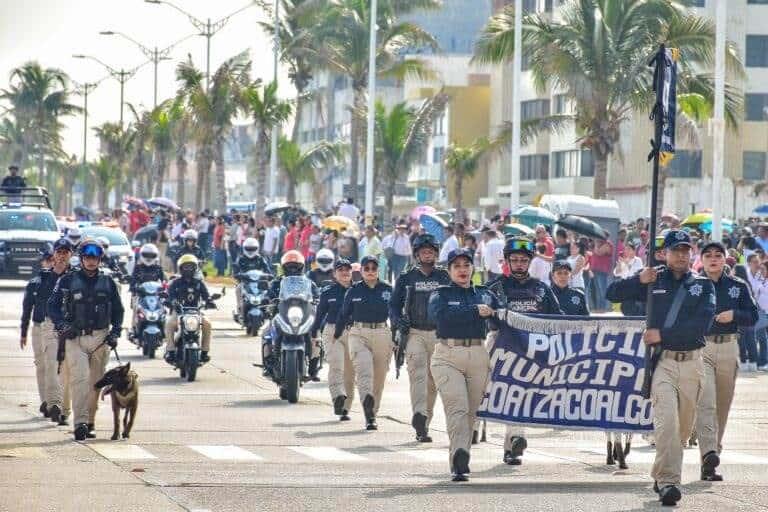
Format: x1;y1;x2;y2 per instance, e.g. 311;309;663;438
482;237;505;274
529;256;552;286
439;235;459;263
567;254;585;289
614;256;643;279
262;226;280;254
338;203;359;220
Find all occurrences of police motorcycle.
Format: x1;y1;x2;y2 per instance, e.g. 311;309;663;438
131;281;167;359
263;275;316;403
233;269;272;336
169;293;221;382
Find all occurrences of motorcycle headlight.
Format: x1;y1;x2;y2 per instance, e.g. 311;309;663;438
183;316;200;332
249;295;259;305
287;306;303;327
145;311;159;322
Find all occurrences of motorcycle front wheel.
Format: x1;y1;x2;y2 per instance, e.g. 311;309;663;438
186;349;199;382
284;351;301;404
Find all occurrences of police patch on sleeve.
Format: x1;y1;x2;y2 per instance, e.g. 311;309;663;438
689;283;703;297
570;295;581;305
382;291;391;302
728;286;740;299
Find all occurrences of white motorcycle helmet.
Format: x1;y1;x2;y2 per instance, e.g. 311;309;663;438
315;248;335;272
96;236;111;253
183;229;199;242
66;227;82;247
140;243;159;266
242;237;260;258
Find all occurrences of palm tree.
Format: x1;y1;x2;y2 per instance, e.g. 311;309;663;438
148;105;173;197
305;0;440;203
0;117;28;169
0;62;80;183
176;52;252;211
93;122;135;202
168;98;191;208
277;135;345;204
374;94;448;222
92;157;119;213
243;81;292;218
474;0;744;199
444;138;499;222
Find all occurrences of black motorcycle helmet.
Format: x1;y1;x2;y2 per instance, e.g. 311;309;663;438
412;233;440;255
503;237;535;259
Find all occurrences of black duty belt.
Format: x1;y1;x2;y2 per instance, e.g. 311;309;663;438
441;338;484;347
662;349;700;362
353;322;387;329
708;334;737;344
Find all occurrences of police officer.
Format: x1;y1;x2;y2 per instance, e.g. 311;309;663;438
696;241;757;481
390;233;450;442
487;237;563;466
165;254;214;364
49;239;124;441
550;260;590;316
606;230;715;506
334;255;393;430
129;243;166;338
233;238;272;276
308;248;336;287
311;258;355;420
428;248;499;482
1;163;27;190
21;247;55;418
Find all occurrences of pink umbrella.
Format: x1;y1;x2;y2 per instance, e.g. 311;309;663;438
410;205;436;221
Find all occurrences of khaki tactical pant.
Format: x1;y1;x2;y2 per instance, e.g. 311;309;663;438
65;329;110;426
406;328;439;424
165;312;211;351
39;320;71;416
696;335;739;456
651;351;703;486
30;322;46;405
431;342;490;470
323;324;354;411
348;326;393;414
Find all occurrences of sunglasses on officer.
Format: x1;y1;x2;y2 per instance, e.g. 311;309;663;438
508;239;535;253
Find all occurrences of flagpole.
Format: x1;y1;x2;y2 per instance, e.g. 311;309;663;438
711;0;727;241
509;0;523;212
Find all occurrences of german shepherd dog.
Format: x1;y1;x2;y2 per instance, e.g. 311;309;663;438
94;363;139;440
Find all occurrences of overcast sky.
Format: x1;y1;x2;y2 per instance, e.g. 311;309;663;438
0;0;288;160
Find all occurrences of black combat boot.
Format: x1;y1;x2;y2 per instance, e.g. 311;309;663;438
451;449;470;482
363;395;377;430
201;351;210;363
49;405;61;424
411;413;432;443
308;357;321;382
606;440;615;465
334;395;346;416
74;423;89;441
503;436;527;465
658;484;681;506
701;451;722;481
340;410;350;421
40;401;48;417
86;423;96;439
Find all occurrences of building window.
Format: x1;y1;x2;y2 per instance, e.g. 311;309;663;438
690;0;705;6
581;149;594;177
746;93;768;121
522;51;532;71
520;154;549;180
554;94;573;114
666;150;702;178
746;35;768;67
433;115;446;135
552;150;578;178
433;146;445;164
748;0;768;4
521;99;550;121
523;0;537;13
744;151;767;180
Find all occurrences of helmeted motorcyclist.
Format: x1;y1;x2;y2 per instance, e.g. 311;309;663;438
307;248;336;287
164;254;214;364
262;250;319;377
175;229;205;267
233;237;272;276
66;227;82;249
129;243;166;338
96;236;123;276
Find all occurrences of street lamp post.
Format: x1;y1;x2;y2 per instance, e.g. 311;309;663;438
509;0;523;212
72;54;143;127
144;0;255;90
364;0;377;225
711;0;727;241
269;0;280;199
99;31;194;108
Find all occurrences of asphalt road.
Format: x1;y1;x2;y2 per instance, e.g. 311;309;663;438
0;282;767;511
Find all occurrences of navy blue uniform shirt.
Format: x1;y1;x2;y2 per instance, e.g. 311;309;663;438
428;283;500;340
334;280;393;339
488;275;563;315
390;265;451;330
704;271;758;335
311;282;350;338
606;266;716;351
48;269;124;339
552;284;590;316
21;269;65;337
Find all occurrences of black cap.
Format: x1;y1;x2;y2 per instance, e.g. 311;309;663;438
8;163;19;170
446;248;474;266
334;258;352;270
53;238;74;252
701;241;726;255
552;260;572;272
360;255;379;267
663;230;693;250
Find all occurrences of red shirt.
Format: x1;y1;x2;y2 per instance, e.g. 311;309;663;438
299;226;312;258
213;224;225;249
537;236;555;257
590;240;614;273
129;210;150;234
284;227;298;252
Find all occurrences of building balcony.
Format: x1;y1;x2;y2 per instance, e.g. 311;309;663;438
408;164;443;187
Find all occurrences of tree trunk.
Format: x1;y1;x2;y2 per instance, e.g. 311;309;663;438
385;178;396;230
291;91;304;144
37;145;45;184
98;185;108;215
254;129;269;223
155;151;167;197
214;136;227;214
348;86;365;205
454;174;464;221
176;146;187;208
593;150;608;199
287;179;297;204
194;151;206;212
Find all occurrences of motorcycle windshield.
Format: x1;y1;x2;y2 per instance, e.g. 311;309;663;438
279;276;313;301
245;282;262;295
244;269;267;282
139;281;163;295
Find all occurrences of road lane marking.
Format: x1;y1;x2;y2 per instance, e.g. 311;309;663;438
189;445;263;461
581;448;768;465
0;446;47;458
90;444;157;460
288;446;367;462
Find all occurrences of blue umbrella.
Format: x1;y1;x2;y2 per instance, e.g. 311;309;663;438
419;213;448;244
754;205;768;215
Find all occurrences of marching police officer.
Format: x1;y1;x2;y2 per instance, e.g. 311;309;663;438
334;255;393;431
165;254;214;364
696;241;757;481
390;233;450;442
487;237;563;466
428;248;499;482
311;258;355;420
606;230;715;506
550;260;590;316
49;239;124;441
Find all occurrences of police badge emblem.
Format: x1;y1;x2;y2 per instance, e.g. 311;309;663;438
728;286;740;299
382;291;391;302
571;295;580;305
689;283;703;297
